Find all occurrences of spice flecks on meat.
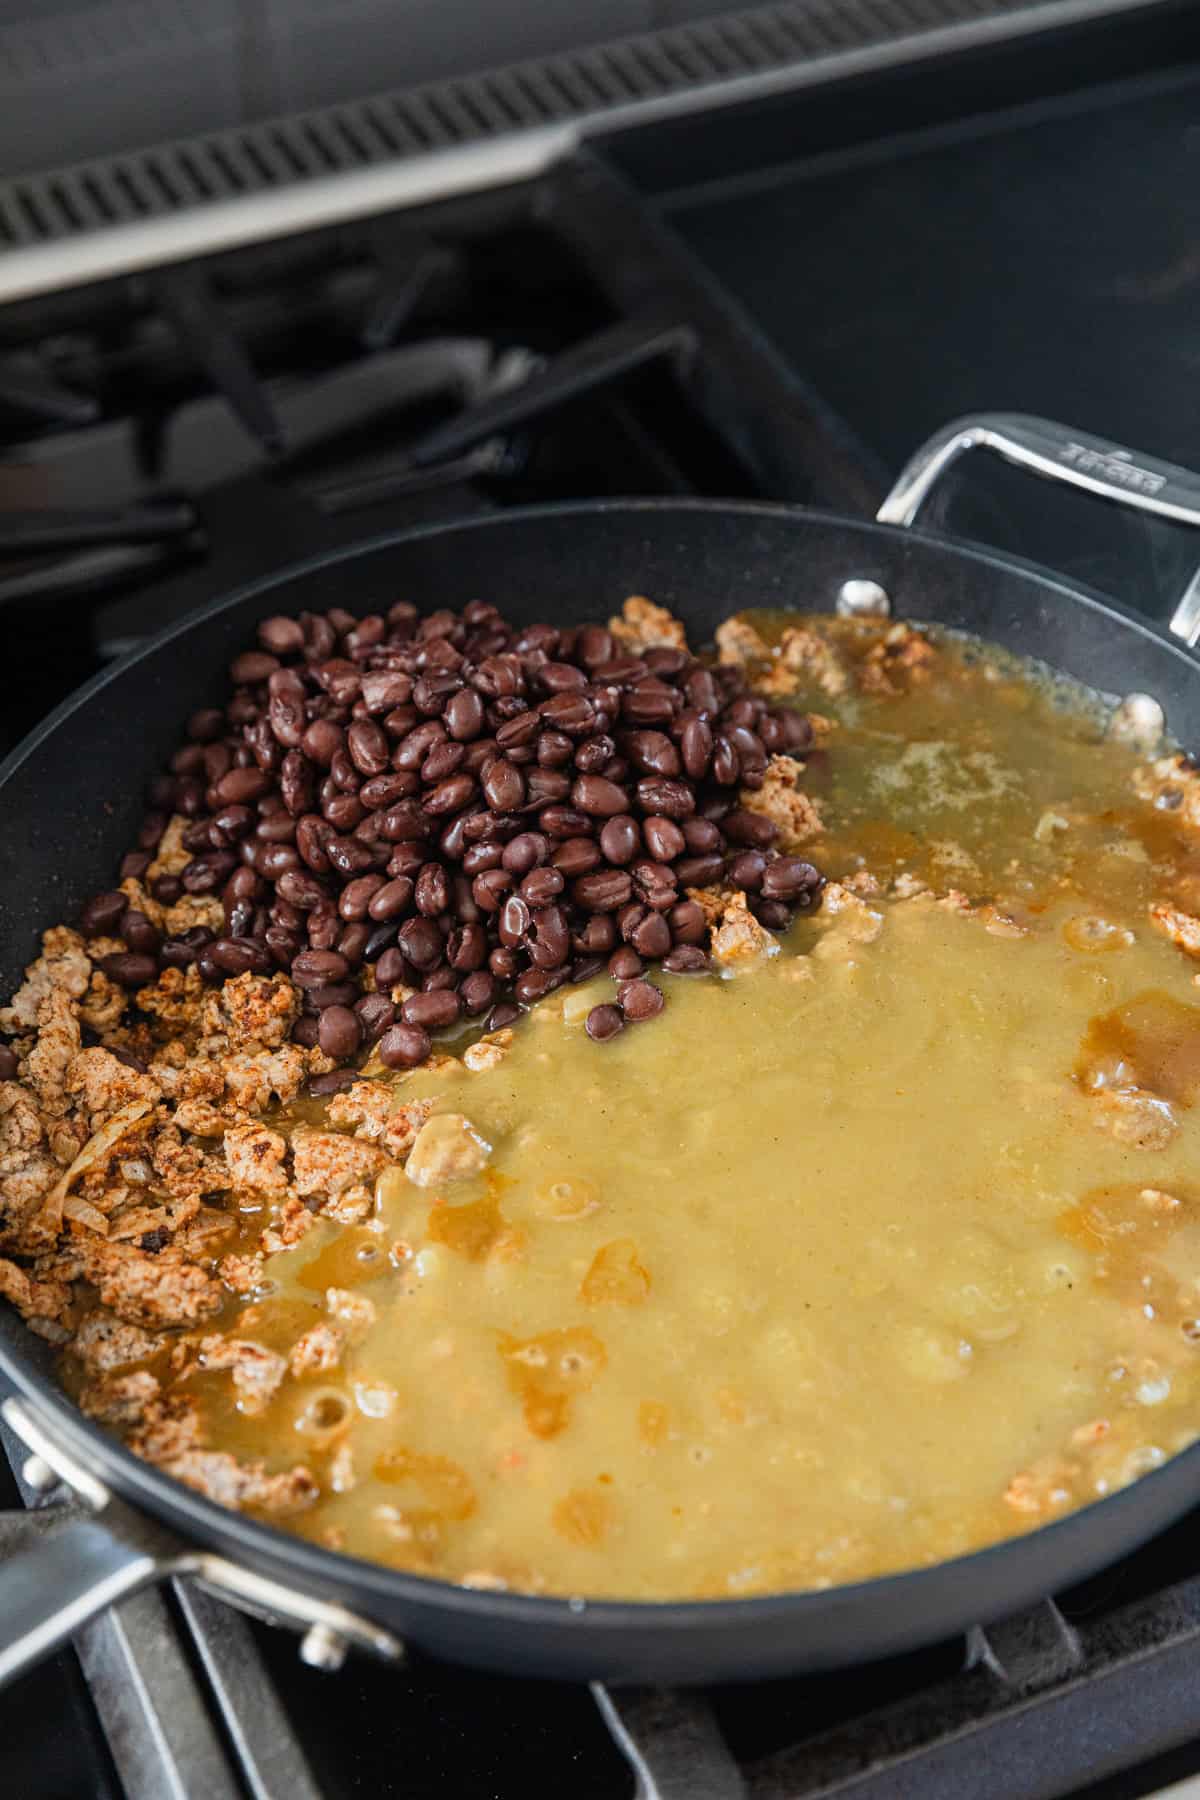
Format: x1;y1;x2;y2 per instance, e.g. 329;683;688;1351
223;1122;289;1192
291;1129;385;1199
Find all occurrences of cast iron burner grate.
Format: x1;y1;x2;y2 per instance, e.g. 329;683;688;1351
8;1402;1200;1800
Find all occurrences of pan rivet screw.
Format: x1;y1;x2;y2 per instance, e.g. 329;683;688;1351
21;1454;57;1493
300;1622;349;1672
837;579;890;618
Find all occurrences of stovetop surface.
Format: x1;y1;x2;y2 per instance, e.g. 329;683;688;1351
8;13;1200;1800
660;51;1200;631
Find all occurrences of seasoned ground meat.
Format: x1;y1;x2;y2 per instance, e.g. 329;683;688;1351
73;1309;163;1372
291;1130;385;1199
223;1123;289;1192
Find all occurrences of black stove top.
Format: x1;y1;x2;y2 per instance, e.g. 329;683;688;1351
9;11;1200;1798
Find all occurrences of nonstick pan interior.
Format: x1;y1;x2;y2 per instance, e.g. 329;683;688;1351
4;499;1200;1683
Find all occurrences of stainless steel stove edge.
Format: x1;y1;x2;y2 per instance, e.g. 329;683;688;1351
0;0;1168;305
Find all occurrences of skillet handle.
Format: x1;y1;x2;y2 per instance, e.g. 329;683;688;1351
878;412;1200;647
0;1516;161;1688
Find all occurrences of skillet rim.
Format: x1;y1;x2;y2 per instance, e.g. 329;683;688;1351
3;491;1200;1640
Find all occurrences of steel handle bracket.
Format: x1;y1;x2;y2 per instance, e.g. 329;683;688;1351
0;1395;404;1689
878;412;1200;648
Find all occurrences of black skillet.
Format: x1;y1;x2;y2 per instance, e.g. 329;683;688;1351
4;413;1200;1689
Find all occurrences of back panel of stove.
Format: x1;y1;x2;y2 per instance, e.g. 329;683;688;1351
0;0;1172;202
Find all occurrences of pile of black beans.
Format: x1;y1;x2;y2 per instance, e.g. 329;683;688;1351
75;599;824;1071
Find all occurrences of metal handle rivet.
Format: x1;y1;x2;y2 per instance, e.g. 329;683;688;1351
21;1455;57;1493
837;578;890;618
299;1622;349;1672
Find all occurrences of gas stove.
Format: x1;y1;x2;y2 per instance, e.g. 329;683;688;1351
6;3;1200;1796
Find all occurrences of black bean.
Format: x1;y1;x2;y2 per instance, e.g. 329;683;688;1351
482;759;524;811
277;868;329;911
723;808;778;848
215;766;272;806
540;693;595;736
622;682;678;725
402;989;460;1030
288;953;349;997
663;945;710;974
619;978;665;1022
586;1003;624;1042
626;730;681;778
609;946;643;980
539;805;592;839
363;877;412;922
578;625;615;667
682;817;722;854
598;815;640;866
572;774;629;817
338;874;384;921
445;921;486;972
100;952;158;988
398;916;443;970
354;994;396;1042
635;777;695;819
643;816;685;862
499;895;531;948
574;734;616;775
151;874;184;905
537;660;588;693
460;970;497;1015
182;852;237;894
360;672;413;717
513;966;552;1005
414;863;450;917
425;773;476;816
526;767;572;806
81;890;127;936
536;729;575;767
374;947;409;991
258;614;305;656
528;903;570;969
379;1023;432;1068
630;909;672;959
347;718;390;776
573;869;633;911
120;910;162;955
575;913;616;954
363;921;400;963
422;740;466;783
211;937;273;976
318;1005;362;1059
518;866;564;906
360;771;417;809
761;856;823;901
326;835;377;877
553;836;602;878
445;688;486;741
306;1068;357;1096
711;736;741;786
730;850;768;891
231;649;280;684
754;898;792;929
680;715;714;780
674;854;726;888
